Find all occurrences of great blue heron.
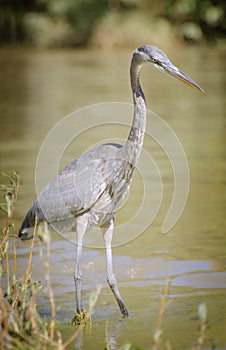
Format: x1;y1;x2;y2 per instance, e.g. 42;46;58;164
19;46;203;317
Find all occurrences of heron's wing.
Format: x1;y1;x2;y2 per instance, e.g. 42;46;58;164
19;144;124;239
20;143;124;235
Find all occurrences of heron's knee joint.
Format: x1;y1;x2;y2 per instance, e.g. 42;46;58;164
73;272;82;282
107;276;117;288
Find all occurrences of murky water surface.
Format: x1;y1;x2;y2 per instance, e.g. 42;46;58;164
0;46;226;349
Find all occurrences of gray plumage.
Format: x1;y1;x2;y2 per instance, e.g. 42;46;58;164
19;45;203;316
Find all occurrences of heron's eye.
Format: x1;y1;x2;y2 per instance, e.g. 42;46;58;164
152;58;157;63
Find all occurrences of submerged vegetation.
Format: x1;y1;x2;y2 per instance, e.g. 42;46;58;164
0;171;211;349
0;0;226;47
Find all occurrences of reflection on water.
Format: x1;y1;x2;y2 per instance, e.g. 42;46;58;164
1;46;226;348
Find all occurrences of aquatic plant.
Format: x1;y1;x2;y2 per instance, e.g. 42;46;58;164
0;172;81;349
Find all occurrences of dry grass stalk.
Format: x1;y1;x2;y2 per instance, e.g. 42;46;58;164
152;278;170;350
43;223;56;340
192;303;207;350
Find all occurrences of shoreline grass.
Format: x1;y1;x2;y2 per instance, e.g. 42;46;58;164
0;172;84;350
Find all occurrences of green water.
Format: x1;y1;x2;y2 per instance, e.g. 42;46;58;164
0;46;226;349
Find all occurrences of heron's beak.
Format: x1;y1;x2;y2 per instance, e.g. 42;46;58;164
164;63;204;92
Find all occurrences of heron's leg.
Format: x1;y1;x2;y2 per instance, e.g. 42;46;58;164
73;218;87;313
101;218;129;316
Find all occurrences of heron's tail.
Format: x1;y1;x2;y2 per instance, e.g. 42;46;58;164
18;202;43;240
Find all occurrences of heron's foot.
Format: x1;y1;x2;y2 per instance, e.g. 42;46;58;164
118;300;129;317
71;309;90;326
107;280;129;317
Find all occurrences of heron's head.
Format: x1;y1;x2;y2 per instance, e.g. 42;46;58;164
133;45;203;92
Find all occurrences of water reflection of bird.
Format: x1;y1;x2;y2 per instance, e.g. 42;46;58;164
19;46;203;316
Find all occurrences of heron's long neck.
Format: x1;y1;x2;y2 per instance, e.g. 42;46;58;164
125;58;146;165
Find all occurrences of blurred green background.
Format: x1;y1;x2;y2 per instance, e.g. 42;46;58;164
1;0;226;48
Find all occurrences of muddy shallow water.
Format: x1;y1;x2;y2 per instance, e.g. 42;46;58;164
1;46;226;349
